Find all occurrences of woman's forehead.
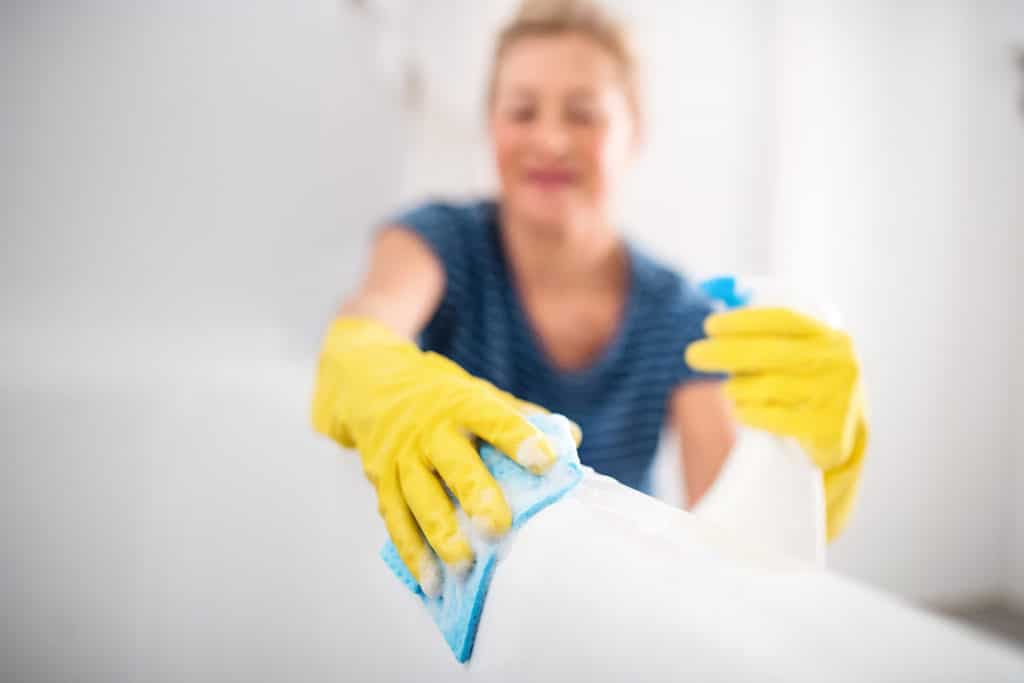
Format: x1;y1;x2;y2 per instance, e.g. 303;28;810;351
495;33;622;94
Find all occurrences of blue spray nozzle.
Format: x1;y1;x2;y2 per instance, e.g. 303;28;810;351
699;275;752;310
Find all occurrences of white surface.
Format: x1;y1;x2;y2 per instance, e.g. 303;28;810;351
4;326;1023;682
470;473;1024;682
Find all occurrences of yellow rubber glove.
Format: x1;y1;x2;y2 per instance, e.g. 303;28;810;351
312;317;575;595
685;307;868;541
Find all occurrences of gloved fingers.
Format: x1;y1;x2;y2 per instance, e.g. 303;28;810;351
421;350;474;380
734;398;853;464
430;425;513;537
731;392;857;470
456;396;558;474
813;395;863;466
823;417;868;541
511;398;583;447
687;337;835;374
724;373;828;406
376;462;443;597
704;307;831;337
466;377;581;446
800;439;850;471
511;398;545;414
398;457;475;575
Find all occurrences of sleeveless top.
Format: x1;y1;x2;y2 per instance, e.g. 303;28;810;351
393;199;721;494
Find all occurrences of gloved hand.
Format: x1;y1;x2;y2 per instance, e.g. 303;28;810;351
685;307;868;540
312;317;575;595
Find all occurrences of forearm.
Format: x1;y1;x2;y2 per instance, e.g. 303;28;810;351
335;226;445;340
670;380;737;508
681;424;735;507
339;290;422;340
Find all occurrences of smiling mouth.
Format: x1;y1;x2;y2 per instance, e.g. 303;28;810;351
525;169;577;188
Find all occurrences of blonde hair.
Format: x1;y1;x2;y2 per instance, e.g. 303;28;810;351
487;0;644;137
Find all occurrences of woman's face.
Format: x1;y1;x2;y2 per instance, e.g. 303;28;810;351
489;33;635;233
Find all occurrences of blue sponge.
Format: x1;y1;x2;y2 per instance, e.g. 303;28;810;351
380;413;583;662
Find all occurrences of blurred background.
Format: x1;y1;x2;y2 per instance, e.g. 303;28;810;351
3;1;1024;679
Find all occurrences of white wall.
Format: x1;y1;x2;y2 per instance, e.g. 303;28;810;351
1002;0;1024;615
775;0;1024;604
1017;208;1024;607
1015;271;1024;608
1000;1;1024;613
2;8;414;681
1014;0;1024;604
1;1;406;356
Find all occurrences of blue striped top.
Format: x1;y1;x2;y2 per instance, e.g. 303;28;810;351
395;199;721;494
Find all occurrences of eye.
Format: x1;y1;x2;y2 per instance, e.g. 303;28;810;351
566;106;598;126
506;105;535;123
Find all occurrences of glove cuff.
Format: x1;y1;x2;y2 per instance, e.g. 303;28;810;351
322;316;418;355
311;316;419;446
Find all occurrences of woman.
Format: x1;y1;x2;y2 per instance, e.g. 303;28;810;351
313;0;867;596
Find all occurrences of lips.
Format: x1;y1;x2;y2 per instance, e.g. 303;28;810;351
525;168;577;188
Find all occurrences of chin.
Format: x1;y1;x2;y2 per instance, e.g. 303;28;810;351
509;191;580;234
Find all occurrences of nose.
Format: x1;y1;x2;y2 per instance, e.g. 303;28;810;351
532;111;570;158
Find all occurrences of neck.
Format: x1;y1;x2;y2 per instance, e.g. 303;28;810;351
499;205;627;293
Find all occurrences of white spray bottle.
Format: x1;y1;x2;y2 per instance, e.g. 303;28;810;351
688;275;829;567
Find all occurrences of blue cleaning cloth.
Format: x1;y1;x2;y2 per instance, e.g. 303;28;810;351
380;413;583;662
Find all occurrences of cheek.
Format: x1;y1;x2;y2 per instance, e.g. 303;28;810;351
580;128;628;193
491;121;524;176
